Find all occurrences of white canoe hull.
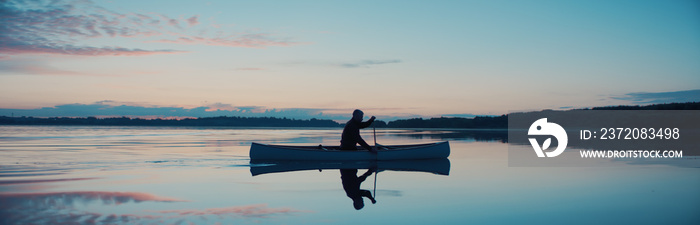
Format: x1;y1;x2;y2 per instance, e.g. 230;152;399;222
249;141;450;161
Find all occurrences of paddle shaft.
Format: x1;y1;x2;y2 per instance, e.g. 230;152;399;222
373;170;377;198
373;127;377;147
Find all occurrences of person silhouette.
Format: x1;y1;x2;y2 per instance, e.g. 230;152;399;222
340;168;377;210
340;109;376;152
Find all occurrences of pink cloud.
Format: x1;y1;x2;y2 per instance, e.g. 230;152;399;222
168;18;181;28
1;44;182;57
0;58;130;76
0;1;180;56
152;33;302;48
187;16;200;26
0;1;303;58
236;67;265;71
205;102;238;111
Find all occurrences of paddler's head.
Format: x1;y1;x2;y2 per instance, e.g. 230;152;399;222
352;109;364;122
353;197;365;210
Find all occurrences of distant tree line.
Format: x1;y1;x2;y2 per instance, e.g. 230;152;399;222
588;102;700;110
0;116;341;127
0;102;696;128
382;115;508;129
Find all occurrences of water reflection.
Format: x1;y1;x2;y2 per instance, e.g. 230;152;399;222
0;191;184;224
341;168;377;210
0;190;310;224
0;126;696;224
250;159;450;176
250;159;449;210
387;129;507;142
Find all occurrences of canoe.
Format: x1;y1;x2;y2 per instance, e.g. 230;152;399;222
249;141;450;161
250;158;450;176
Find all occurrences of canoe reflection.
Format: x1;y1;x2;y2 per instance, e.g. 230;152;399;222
250;159;450;210
249;158;450;176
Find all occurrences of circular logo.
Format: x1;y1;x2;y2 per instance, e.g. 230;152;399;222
528;118;568;157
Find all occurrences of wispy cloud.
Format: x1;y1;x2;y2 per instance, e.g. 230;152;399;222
236;67;265;71
150;33;301;48
0;0;180;56
0;0;301;57
186;16;199;26
0;58;115;76
340;59;402;68
204;102;239;111
611;89;700;104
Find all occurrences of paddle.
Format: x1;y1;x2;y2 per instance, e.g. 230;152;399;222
373;169;377;201
371;122;379;202
373;127;377;147
372;125;380;157
372;124;387;151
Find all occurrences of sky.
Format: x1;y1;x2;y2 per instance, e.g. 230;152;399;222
1;0;699;120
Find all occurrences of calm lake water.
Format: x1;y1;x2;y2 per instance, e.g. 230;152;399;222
0;126;698;224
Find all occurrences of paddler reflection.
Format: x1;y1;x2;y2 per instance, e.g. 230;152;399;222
340;168;377;210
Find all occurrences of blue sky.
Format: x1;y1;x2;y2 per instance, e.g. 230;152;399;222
1;0;698;119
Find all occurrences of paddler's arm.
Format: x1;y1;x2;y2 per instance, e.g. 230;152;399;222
358;116;376;129
358;137;372;151
357;168;374;182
